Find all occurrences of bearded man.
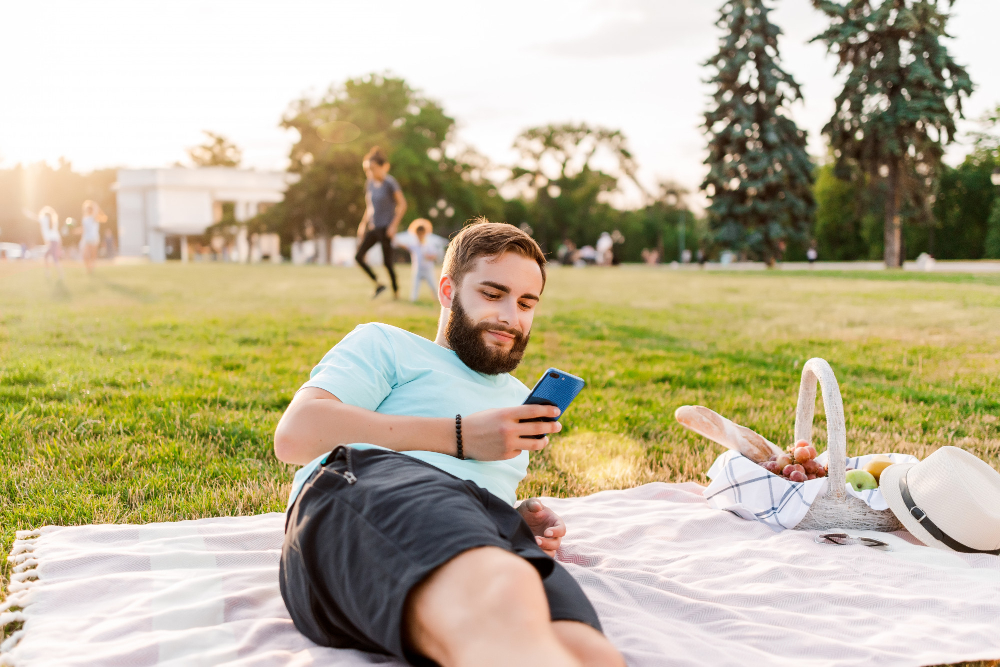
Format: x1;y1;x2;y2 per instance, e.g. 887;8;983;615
275;220;624;667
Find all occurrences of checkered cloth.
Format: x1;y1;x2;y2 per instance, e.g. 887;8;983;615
705;451;920;531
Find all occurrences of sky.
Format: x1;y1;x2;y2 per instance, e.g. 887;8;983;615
2;0;998;209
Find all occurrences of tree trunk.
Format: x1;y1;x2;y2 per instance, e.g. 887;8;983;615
884;160;903;268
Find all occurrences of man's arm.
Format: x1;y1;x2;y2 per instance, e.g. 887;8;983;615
386;188;407;238
357;188;373;240
274;387;562;465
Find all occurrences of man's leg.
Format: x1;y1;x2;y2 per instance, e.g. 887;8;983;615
378;230;398;295
355;228;381;284
553;621;625;667
404;547;581;667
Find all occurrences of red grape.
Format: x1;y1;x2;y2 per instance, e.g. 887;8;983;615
807;473;817;480
805;445;818;458
776;454;792;470
794;439;810;449
802;459;822;474
789;470;807;483
794;447;814;462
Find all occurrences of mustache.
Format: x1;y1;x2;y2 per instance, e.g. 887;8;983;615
477;322;523;339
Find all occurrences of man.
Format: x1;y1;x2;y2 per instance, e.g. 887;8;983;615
356;146;407;299
275;220;624;667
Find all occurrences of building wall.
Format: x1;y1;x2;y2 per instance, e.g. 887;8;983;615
115;167;296;262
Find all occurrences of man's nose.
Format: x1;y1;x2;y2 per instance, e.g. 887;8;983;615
496;298;518;325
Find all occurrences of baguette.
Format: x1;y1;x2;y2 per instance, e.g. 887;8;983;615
674;405;783;463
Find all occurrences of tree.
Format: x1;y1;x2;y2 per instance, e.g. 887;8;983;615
702;0;815;266
257;74;501;245
626;181;699;263
985;198;1000;260
509;123;640;251
930;152;996;259
969;103;1000;155
814;162;869;260
0;160;117;245
974;104;1000;259
811;0;973;267
187;131;242;167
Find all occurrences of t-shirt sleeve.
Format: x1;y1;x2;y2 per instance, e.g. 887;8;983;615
300;324;397;410
387;175;401;196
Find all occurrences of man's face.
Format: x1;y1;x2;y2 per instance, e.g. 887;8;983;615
442;252;543;375
368;161;390;181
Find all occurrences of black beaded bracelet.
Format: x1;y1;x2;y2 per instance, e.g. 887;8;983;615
455;414;465;460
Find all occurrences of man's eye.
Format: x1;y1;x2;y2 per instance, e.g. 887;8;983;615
483;291;500;300
518;301;532;310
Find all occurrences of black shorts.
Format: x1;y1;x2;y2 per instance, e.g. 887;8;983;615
280;446;602;663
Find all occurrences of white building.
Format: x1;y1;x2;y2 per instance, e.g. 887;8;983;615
114;167;297;262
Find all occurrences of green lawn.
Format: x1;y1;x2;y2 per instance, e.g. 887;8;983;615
3;261;1000;662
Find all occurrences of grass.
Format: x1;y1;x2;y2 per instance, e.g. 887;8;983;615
2;261;1000;664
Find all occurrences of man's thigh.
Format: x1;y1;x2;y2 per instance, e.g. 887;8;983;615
279;448;553;660
553;621;624;667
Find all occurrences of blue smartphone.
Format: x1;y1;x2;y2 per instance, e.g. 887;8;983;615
520;368;585;439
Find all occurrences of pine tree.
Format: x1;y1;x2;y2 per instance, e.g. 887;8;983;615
702;0;815;266
812;0;973;267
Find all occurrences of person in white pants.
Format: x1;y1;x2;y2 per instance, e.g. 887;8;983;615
80;200;106;274
38;206;65;280
402;218;440;303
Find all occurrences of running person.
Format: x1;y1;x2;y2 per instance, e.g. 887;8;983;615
398;218;439;302
355;146;407;299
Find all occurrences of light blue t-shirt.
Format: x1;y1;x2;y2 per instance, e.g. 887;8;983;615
286;323;531;508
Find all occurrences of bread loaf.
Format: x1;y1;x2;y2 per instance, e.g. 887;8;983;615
674;405;783;463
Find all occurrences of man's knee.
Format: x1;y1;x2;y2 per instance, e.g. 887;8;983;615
406;547;548;639
553;621;624;667
405;547;558;664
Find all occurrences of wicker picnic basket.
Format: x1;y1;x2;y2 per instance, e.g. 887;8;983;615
792;358;903;532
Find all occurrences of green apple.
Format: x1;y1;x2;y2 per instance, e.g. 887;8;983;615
845;469;878;491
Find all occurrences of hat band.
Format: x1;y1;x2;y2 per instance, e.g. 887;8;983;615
899;469;1000;556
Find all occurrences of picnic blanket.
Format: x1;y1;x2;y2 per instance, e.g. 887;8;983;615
4;482;1000;666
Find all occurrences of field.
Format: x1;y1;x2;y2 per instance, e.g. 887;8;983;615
3;261;1000;662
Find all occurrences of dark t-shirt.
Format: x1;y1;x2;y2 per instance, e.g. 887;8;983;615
366;175;401;229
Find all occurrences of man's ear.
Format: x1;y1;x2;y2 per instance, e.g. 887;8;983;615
438;274;455;308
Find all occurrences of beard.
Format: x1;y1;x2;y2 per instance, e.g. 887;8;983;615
446;294;530;375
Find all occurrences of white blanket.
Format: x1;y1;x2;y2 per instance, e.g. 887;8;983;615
3;483;1000;666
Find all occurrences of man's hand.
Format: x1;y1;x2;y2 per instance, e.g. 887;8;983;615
461;405;562;461
517;498;565;557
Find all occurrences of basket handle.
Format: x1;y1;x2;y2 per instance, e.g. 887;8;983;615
793;358;847;500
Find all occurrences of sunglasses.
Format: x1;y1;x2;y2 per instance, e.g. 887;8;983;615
814;533;893;551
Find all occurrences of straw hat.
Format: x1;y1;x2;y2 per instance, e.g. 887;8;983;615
880;446;1000;554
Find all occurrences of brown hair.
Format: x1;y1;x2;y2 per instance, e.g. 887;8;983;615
442;218;546;291
364;146;388;166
